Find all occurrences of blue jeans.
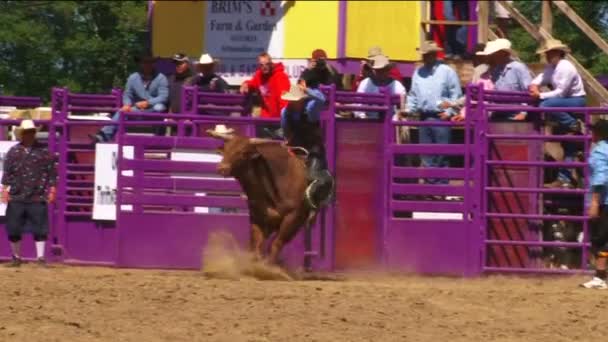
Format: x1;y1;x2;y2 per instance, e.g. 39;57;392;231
419;115;451;185
541;96;586;183
100;103;167;141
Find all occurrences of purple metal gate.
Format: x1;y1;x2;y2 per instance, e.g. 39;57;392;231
114;108;336;270
473;85;596;274
381;88;481;276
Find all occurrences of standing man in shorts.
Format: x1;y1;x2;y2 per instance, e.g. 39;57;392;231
582;119;608;289
1;120;57;267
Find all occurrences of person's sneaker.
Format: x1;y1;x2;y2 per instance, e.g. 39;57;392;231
580;277;608;289
6;256;22;268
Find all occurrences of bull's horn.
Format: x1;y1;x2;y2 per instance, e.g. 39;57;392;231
206;129;234;141
248;137;278;145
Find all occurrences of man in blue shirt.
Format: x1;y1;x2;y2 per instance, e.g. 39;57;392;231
406;41;462;185
280;69;333;209
92;54;169;143
479;39;532;121
582;119;608;289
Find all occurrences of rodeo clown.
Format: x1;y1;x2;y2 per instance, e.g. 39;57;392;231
277;69;334;210
582;119;608;289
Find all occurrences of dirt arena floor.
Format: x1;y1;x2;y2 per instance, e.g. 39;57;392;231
0;235;606;342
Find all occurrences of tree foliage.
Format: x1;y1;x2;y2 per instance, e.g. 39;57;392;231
511;0;608;75
0;0;147;102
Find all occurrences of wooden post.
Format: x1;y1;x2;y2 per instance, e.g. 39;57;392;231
478;0;490;43
553;0;608;56
541;1;552;35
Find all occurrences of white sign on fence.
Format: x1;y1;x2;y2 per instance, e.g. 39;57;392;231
92;144;134;221
170;149;225;214
0;141;19;216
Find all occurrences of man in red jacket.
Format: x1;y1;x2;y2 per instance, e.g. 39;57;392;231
240;52;291;118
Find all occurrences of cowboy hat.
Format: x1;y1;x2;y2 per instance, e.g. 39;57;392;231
368;46;384;58
281;84;308;102
417;40;444;55
14;119;40;140
476;38;512;56
172;53;190;63
370;55;391;69
198;53;217;65
536;38;571;54
210;124;234;135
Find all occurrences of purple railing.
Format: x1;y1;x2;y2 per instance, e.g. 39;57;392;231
0;95;42;108
1;83;604;276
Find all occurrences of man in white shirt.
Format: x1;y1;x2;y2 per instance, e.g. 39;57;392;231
355;54;406;119
530;39;586;188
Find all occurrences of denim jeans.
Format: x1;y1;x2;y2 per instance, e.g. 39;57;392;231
419;115;451;185
100;103;167;141
541;96;586;183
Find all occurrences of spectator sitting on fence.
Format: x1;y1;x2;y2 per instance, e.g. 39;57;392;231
354;54;406;119
530;39;586;189
168;53;194;113
481;38;532;121
405;40;461;188
239;52;290;118
581;119;608;289
92;54;169;143
444;43;493;122
353;46;403;90
308;49;342;90
192;53;229;94
1;120;57;267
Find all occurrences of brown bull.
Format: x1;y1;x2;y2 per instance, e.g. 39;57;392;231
206;129;319;267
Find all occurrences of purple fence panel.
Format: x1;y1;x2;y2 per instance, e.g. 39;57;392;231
114;98;336;271
471;84;595;274
381;87;479;276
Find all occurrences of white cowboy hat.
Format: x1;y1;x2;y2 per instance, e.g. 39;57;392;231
211;124;234;135
18;119;38;131
281;84;308;102
371;55;391;69
476;38;513;56
14;119;40;140
198;53;216;65
417;40;444;55
536;38;571;54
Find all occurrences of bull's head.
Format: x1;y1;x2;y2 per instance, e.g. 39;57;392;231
206;129;274;177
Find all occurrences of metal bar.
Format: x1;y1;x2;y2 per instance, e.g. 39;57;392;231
486;160;587;167
485;187;585;195
390;144;466;155
391;166;466;179
392;184;466;197
484;266;592;274
391;200;464;213
486;134;589;141
486;213;588;221
120;177;241;192
485;240;589;248
121;193;248;208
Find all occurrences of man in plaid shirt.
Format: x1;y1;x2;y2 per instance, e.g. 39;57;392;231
1;120;57;267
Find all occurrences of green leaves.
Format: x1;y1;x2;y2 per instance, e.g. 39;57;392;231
511;0;608;74
0;1;147;103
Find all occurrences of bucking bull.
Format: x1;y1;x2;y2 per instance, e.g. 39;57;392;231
206;126;334;269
